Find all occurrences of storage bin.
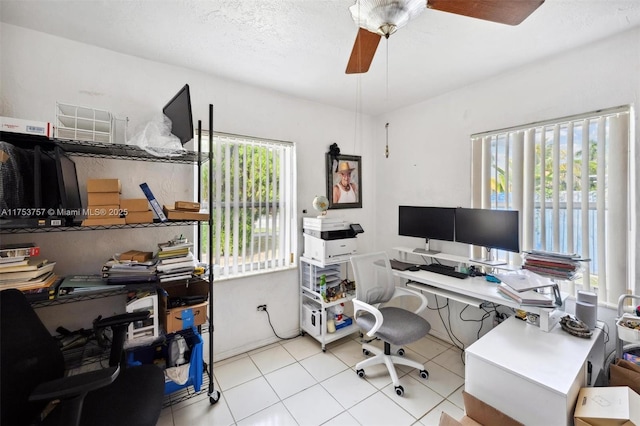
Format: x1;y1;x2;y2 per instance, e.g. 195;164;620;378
617;314;640;343
126;327;203;395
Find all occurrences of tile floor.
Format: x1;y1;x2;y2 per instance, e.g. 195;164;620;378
157;332;467;426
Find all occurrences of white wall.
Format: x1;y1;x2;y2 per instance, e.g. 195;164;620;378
374;28;640;348
0;23;376;359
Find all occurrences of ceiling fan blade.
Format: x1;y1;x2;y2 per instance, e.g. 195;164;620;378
346;28;382;74
427;0;544;25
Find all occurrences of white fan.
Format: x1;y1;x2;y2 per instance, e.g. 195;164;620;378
313;195;329;218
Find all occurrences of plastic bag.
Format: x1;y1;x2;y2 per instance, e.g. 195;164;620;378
127;115;186;157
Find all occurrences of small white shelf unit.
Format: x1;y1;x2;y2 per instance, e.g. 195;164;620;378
299;256;357;351
126;293;159;342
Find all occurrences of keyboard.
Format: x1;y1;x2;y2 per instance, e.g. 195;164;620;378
389;259;419;271
419;264;469;279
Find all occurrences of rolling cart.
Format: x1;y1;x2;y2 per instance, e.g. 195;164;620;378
614;294;640;361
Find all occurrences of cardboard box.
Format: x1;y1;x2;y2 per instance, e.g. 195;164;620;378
119;250;153;262
0;116;53;138
81;217;126;226
120;198;150;212
86;205;121;218
574;386;640;426
439;391;523;426
163;205;208;221
87;192;120;206
124;210;153;224
160;279;209;333
86;178;121;193
610;359;640;395
175;201;201;211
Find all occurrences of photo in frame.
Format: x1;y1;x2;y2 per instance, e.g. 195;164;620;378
326;154;362;209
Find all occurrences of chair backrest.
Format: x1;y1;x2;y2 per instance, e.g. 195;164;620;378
350;252;396;305
1;289;65;426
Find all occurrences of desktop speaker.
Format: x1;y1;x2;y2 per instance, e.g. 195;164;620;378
575;290;598;330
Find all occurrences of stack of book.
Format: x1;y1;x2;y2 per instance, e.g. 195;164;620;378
522;250;583;280
495;269;555;306
0;242;59;299
102;251;158;285
156;239;196;283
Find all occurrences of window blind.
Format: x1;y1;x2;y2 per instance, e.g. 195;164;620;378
201;132;296;278
471;106;632;304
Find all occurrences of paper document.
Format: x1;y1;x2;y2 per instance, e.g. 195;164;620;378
494;269;554;292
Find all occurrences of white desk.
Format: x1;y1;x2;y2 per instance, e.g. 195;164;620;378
392;247;566;326
465;317;604;426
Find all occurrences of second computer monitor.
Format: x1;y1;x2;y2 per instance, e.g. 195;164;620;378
455;208;520;254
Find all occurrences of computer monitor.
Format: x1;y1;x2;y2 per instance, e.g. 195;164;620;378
163;84;194;146
398;206;456;254
455;208;520;265
54;147;84;224
34;145;59;213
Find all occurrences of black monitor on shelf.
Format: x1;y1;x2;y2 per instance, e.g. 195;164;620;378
163;84;194;146
455;208;520;265
53;147;84;224
398;206;456;254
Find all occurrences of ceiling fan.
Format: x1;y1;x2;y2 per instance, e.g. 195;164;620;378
345;0;545;74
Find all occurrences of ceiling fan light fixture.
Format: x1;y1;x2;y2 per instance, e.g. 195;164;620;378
349;0;426;36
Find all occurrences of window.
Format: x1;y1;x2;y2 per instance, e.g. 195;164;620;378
198;132;297;278
471;106;633;305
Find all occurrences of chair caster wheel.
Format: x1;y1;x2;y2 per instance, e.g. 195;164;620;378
209;390;221;405
397;348;405;356
363;349;370;356
420;369;429;380
395;385;404;396
357;369;365;378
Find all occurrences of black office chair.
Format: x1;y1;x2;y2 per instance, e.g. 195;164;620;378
0;288;165;426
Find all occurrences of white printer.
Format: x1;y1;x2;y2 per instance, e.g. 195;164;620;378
302;217;363;263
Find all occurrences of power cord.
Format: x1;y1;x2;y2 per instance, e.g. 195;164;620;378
259;307;301;341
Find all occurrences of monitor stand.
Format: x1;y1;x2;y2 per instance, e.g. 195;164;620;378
469;258;507;266
414;248;441;255
470;247;507;266
414;238;440;255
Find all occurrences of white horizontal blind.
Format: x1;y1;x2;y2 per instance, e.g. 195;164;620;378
201;132;296;278
471;107;631;304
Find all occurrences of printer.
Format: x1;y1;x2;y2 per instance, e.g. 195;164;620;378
302;217;363;263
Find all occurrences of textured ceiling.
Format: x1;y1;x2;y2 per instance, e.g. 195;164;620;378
2;0;640;116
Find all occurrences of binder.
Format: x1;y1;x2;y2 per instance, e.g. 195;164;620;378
139;182;167;222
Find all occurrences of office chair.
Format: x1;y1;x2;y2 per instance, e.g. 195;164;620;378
0;288;165;426
350;252;431;396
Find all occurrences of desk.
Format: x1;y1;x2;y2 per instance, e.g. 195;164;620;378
465;316;604;426
392;247;566;328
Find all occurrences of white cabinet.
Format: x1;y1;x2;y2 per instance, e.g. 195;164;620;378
299;256;357;351
465;316;604;426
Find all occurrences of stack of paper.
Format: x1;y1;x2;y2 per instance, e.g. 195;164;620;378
523;251;583;280
102;258;158;284
495;270;555;306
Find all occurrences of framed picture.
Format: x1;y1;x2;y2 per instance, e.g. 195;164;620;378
326;154;362;209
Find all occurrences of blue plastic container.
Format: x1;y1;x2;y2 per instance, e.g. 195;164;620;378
127;327;203;395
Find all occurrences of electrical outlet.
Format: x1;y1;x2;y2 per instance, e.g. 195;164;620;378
257;304;267;311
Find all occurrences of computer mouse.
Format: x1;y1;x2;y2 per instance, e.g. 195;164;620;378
408;266;420;272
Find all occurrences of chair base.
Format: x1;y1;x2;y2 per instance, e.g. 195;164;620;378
356;341;427;389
